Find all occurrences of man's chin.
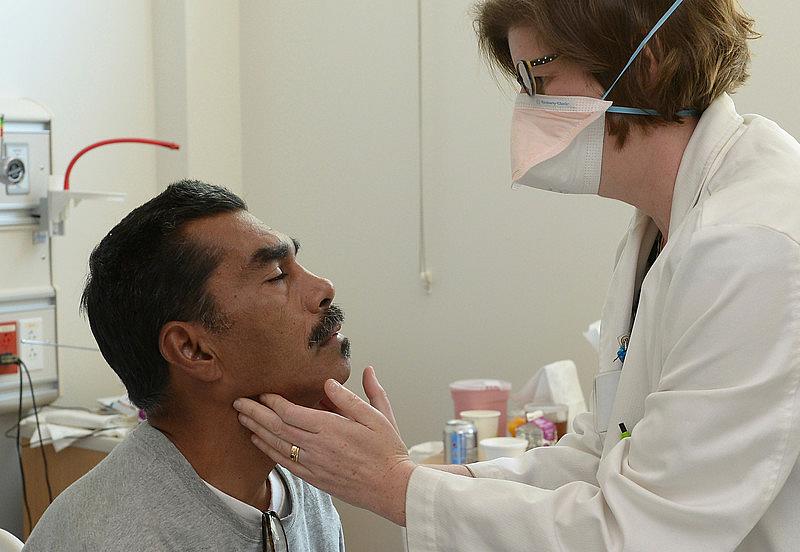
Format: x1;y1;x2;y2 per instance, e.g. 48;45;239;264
313;362;350;412
340;360;352;384
330;356;351;385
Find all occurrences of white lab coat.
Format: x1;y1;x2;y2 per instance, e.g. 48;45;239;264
405;94;800;551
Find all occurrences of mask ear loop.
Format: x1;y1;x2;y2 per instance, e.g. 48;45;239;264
601;0;697;117
602;0;686;101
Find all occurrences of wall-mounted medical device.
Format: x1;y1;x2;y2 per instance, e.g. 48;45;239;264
0;101;159;239
0;99;59;411
0;115;26;190
0;100;51;229
0;99;180;413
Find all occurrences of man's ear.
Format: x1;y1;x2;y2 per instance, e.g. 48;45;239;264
159;321;222;383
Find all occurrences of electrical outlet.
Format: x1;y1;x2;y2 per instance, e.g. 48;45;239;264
18;318;44;372
0;322;18;375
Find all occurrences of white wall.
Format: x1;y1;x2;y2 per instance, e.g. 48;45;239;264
1;0;160;408
735;0;800;137
0;0;159;536
153;0;243;196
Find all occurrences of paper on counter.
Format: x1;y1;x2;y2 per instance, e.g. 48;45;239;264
26;422;133;452
28;423;93;452
41;409;130;430
21;406;137;452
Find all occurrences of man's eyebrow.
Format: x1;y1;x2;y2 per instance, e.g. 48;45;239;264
248;238;300;267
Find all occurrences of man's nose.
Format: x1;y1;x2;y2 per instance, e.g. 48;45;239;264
308;273;335;312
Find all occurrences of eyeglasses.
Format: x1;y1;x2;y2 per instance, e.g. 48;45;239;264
262;511;288;552
516;54;559;96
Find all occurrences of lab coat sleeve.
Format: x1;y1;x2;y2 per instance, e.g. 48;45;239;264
466;410;603;489
405;224;800;552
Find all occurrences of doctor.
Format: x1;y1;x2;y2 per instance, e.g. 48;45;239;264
233;0;800;549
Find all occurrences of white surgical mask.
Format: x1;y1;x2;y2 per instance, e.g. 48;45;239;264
511;0;693;195
511;94;611;195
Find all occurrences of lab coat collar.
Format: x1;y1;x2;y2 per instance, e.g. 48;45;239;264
668;93;744;237
598;212;659;376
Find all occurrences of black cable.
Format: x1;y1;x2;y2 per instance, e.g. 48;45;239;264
19;358;54;503
16;360;33;532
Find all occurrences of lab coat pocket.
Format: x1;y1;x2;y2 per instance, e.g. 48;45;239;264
593;369;622;434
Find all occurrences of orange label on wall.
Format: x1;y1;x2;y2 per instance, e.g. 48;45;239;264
0;322;19;375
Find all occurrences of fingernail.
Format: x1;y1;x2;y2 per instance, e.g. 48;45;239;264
233;399;242;410
326;379;340;392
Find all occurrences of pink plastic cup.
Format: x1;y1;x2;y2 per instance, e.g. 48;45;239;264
450;379;512;437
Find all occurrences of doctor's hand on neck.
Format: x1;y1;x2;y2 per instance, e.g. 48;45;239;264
234;366;417;526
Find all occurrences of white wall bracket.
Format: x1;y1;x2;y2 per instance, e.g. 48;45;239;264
34;180;125;239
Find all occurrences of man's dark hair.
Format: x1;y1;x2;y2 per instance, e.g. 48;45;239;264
81;180;247;415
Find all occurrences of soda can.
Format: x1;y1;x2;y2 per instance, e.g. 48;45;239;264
443;419;477;464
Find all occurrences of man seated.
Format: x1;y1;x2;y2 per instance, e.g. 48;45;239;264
24;180;350;551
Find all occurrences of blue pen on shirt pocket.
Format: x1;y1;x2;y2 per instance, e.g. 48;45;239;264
616;335;630;364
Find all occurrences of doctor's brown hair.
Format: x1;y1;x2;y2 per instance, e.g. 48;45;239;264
474;0;759;144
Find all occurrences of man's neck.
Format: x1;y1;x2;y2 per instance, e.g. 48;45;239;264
599;119;698;242
150;403;276;511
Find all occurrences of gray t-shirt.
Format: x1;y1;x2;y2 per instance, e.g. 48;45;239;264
23;422;345;551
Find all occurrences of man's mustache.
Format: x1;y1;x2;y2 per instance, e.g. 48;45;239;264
308;304;345;347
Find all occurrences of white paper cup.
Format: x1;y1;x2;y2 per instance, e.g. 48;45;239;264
459;410;501;441
478;437;528;461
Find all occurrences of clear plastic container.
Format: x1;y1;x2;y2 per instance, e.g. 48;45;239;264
515;422;544;450
524;402;569;439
